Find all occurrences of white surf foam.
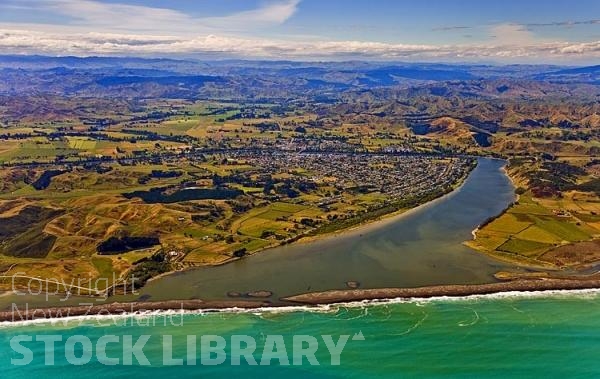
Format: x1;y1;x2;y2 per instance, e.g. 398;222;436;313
1;288;599;329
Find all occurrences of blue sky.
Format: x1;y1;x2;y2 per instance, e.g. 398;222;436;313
0;0;599;62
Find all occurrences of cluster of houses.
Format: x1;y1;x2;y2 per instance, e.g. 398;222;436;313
229;151;472;201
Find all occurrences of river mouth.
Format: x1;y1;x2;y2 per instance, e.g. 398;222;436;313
0;158;518;309
121;158;517;303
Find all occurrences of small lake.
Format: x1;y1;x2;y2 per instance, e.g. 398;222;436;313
133;158;517;302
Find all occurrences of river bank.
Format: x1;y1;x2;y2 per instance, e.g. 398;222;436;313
246;158;477;256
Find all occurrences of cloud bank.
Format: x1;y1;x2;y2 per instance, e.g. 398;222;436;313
0;0;599;62
1;28;599;61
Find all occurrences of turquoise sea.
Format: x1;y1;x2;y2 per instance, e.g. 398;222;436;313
1;292;599;378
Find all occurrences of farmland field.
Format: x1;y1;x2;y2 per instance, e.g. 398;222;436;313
469;165;600;267
497;238;553;257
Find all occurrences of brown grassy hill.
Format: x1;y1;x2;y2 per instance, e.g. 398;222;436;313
428;117;474;138
0;202;63;258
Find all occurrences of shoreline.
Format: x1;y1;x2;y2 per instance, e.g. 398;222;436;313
280;279;600;304
3;279;600;323
296;158;477;243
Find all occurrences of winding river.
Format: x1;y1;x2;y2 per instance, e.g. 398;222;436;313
130;158;517;303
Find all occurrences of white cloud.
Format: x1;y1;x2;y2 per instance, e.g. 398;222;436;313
555;41;600;54
1;28;599;62
489;24;540;45
202;0;301;29
0;0;300;34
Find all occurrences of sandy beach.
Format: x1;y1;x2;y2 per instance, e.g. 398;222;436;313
281;279;600;304
3;278;600;322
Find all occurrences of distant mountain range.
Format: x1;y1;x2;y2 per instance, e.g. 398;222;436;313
1;55;598;101
534;65;600;84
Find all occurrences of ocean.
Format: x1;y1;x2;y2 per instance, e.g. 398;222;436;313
1;291;599;377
